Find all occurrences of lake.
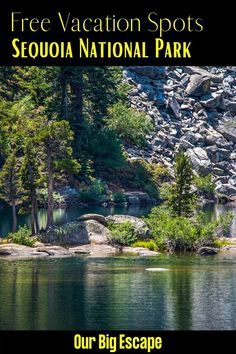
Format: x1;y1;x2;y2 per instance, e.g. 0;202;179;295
1;202;236;237
0;253;236;330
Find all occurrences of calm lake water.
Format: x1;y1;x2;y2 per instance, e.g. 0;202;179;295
1;202;236;237
0;253;236;330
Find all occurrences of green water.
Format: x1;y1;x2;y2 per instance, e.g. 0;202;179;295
0;253;236;330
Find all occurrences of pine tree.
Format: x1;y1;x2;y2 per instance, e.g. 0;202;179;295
37;119;81;228
168;152;196;217
0;152;22;232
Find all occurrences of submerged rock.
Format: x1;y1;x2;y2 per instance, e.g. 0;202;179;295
122;247;159;256
197;247;218;255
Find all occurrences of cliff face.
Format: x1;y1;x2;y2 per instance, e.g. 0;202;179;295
123;66;236;199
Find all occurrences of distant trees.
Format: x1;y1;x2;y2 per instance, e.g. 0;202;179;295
0;65;154;234
0;93;80;232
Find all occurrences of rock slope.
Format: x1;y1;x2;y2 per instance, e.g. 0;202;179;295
123;66;236;199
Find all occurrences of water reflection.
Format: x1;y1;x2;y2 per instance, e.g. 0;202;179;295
1;203;236;237
0;255;236;330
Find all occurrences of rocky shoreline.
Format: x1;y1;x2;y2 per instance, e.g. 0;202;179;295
1;213;236;260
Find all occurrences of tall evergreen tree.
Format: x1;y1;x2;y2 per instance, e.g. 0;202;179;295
168;152;196;217
37;119;80;228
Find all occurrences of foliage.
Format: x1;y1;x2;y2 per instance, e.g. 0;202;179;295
110;192;126;203
0;152;22;207
213;239;234;247
132;240;157;250
86;127;124;173
215;211;233;237
106;102;153;146
79;179;107;203
159;182;173;201
145;206;229;253
8;225;35;247
37;188;65;207
112;159;168;198
168;152;196;217
107;221;138;246
194;173;216;199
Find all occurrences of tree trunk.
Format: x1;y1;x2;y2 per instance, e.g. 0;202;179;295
12;203;17;232
61;75;68;119
31;189;39;235
71;68;83;154
46;147;54;229
35;197;39;232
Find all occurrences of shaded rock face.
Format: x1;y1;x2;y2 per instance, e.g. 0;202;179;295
41;220;111;245
187;147;211;176
123;66;236;199
106;214;150;238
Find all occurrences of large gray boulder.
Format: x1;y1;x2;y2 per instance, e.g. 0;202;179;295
220;123;236;143
186;74;211;97
77;214;106;224
41;220;111;245
105;214;150;238
200;93;222;109
187;147;212;176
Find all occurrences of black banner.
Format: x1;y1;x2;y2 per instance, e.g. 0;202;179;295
0;0;235;65
0;331;236;353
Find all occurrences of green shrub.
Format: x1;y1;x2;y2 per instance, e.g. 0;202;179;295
159;182;173;201
8;225;35;247
107;102;153;147
132;240;157;250
145;206;218;253
110;192;126;203
194;174;216;199
79;179;107;203
107;221;138;246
